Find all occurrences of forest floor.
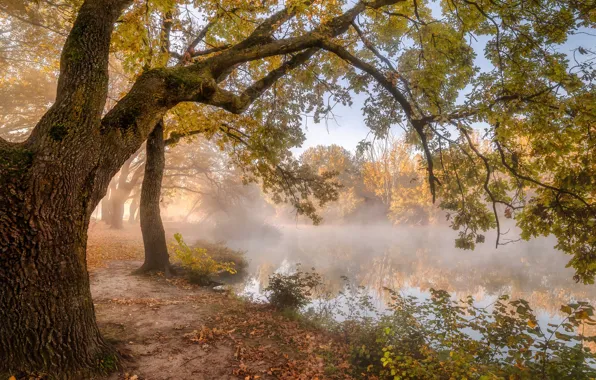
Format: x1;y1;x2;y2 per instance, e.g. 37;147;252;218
87;222;355;380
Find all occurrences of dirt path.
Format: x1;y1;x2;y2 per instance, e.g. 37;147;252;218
86;223;355;379
91;260;354;380
92;261;236;379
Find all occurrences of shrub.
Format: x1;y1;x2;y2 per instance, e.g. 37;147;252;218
264;265;322;310
193;239;248;275
350;289;596;379
172;233;236;285
284;277;596;379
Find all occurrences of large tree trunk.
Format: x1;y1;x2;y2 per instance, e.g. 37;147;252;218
135;121;173;276
0;172;114;376
0;0;133;376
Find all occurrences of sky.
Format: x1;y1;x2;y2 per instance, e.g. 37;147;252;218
292;9;595;156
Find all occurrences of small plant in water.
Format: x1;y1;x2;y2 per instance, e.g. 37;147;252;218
172;233;236;285
264;264;323;310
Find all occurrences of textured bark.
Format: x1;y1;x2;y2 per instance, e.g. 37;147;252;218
0;0;131;376
135;121;173;276
0;167;114;377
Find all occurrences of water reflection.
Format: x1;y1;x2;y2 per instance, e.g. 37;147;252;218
217;225;596;317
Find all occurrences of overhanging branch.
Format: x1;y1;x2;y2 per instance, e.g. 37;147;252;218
209;48;318;114
319;39;440;200
230;5;307;52
319;40;413;118
164;129;204;146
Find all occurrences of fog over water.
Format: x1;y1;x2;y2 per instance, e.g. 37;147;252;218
170;221;596;320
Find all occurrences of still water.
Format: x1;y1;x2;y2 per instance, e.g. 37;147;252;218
216;224;596;321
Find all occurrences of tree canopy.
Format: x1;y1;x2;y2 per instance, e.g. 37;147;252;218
1;0;595;280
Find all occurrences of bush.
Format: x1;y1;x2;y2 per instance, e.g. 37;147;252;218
279;276;596;379
264;265;322;310
348;289;596;379
193;239;248;275
172;233;236;285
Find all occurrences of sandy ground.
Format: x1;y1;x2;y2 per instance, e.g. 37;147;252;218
92;261;237;379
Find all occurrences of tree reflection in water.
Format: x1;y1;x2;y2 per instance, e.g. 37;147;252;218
224;225;595;317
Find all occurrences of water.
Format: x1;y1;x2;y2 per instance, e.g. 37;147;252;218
213;224;596;320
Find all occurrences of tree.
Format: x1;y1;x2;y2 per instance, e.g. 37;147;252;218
361;137;437;225
300;144;368;221
0;0;594;376
134;121;267;273
135;120;173;275
104;150;145;228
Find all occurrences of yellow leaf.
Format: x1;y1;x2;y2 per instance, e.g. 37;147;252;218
527;320;537;329
577;310;590;320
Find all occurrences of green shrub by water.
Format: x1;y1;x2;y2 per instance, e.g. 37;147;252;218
266;268;596;379
172;233;237;285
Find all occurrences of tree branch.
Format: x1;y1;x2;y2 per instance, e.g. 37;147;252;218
165;129;204;146
318;40;444;199
319;39;413;117
208;48;318;113
230;5;306;52
177;9;232;64
351;22;396;71
192;45;231;57
26;0;133;147
0;6;68;36
97;0;405;177
161;11;172;54
493;123;594;212
209;0;405;76
459;126;502;247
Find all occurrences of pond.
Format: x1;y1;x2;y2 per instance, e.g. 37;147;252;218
215;224;596;323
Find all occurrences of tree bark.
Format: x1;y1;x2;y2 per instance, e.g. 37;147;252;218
135;121;173;276
0;174;114;377
0;0;132;376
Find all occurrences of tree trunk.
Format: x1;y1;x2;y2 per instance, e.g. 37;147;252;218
0;0;133;375
101;184;114;224
135;121;173;276
0;154;115;379
128;196;139;224
106;153;144;229
108;189;127;229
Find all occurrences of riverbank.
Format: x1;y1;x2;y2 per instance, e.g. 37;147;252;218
88;224;355;380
